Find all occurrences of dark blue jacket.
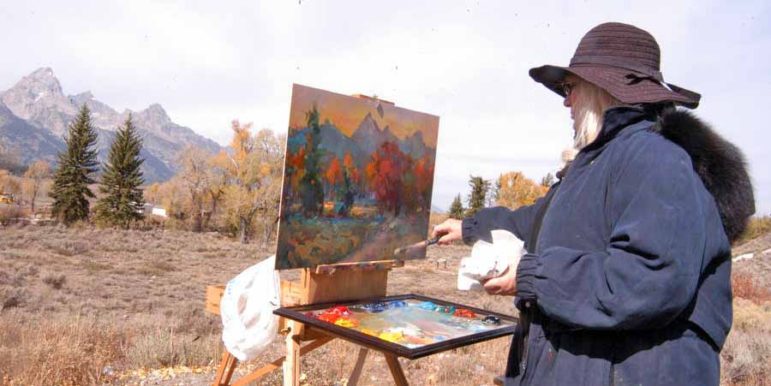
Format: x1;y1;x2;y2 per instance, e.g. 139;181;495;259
463;107;753;385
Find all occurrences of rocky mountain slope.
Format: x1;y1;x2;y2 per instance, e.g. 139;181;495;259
0;68;220;182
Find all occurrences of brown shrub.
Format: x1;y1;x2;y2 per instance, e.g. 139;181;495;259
80;260;111;274
735;215;771;246
42;273;66;289
732;271;771;303
0;206;25;225
0;312;126;385
733;298;771;333
47;240;90;257
136;260;177;276
0;288;26;310
721;329;771;386
122;316;221;369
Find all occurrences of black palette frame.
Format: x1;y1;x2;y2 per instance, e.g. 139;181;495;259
274;294;518;359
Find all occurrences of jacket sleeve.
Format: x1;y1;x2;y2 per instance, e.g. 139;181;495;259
519;143;705;330
461;186;556;248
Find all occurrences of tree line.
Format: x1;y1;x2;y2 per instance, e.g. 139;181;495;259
448;171;554;219
0;104;284;245
142;120;285;245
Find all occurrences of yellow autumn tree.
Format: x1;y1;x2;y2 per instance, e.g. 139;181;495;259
143;182;162;205
204;152;229;230
221;120;285;244
0;169;21;199
496;171;548;210
177;146;212;232
22;160;51;214
153;178;187;223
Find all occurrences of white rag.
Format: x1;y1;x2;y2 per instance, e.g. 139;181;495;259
457;229;526;291
220;255;281;361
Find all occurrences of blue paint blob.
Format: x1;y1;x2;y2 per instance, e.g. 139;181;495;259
389;300;407;308
362;302;387;313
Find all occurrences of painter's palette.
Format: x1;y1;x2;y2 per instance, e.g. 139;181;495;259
274;294;517;359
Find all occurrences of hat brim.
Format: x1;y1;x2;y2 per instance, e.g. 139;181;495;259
529;64;700;109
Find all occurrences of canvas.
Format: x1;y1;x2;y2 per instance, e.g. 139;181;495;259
276;84;439;269
274;294;517;359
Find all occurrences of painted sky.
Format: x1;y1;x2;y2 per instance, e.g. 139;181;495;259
288;84;439;147
1;0;768;213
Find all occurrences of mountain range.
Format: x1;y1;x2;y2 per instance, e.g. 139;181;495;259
0;68;220;181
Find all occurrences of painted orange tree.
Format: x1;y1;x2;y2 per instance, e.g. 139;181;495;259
366;142;408;216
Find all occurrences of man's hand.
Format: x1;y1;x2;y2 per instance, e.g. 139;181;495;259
481;264;517;296
431;219;462;245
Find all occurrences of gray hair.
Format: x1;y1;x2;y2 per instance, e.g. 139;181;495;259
570;77;620;150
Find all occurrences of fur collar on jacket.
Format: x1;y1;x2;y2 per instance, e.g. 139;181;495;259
652;110;755;243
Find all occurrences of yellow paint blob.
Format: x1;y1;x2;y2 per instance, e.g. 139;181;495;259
378;331;404;343
359;328;379;336
334;318;358;328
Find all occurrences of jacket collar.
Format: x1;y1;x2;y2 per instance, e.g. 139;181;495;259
582;106;654;151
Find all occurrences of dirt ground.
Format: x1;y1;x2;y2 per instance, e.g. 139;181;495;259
0;224;769;385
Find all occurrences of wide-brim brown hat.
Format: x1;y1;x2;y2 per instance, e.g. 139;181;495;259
530;22;701;108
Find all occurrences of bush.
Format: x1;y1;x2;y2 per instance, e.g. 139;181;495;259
0;313;125;385
721;329;771;385
735;215;771;245
0;206;26;225
42;274;67;290
732;271;771;303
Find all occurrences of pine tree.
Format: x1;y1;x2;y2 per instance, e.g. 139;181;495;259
299;105;325;217
50;104;99;225
94;114;145;229
448;194;465;219
465;175;490;217
540;172;555;187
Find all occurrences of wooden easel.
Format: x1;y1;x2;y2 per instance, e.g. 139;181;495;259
206;93;411;385
206;259;408;386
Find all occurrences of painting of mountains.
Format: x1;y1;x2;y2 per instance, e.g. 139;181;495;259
276;84;439;269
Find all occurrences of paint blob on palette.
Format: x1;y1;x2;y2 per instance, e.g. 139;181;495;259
304;299;513;348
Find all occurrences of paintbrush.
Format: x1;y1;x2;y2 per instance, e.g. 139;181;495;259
392;236;440;259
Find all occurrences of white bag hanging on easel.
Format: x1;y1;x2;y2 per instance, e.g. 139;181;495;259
220;255;281;361
457;230;525;291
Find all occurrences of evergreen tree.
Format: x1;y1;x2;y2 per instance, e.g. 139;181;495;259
448;193;465;219
50;104;99;225
540;172;555;187
465;175;490;217
299;105;325;217
94;114;146;229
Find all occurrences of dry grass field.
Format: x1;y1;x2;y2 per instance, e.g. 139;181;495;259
0;224;769;385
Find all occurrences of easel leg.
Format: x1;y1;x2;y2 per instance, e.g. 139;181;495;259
347;347;369;386
383;353;408;386
213;350;238;386
232;336;334;386
283;321;301;386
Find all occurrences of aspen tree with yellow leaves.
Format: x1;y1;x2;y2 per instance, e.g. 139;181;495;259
220;120;285;244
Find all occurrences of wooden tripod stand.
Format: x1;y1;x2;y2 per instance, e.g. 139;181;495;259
206;260;407;385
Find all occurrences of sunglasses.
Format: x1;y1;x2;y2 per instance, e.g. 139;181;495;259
560;82;576;97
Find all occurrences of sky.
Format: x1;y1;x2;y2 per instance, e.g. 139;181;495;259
0;0;768;213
